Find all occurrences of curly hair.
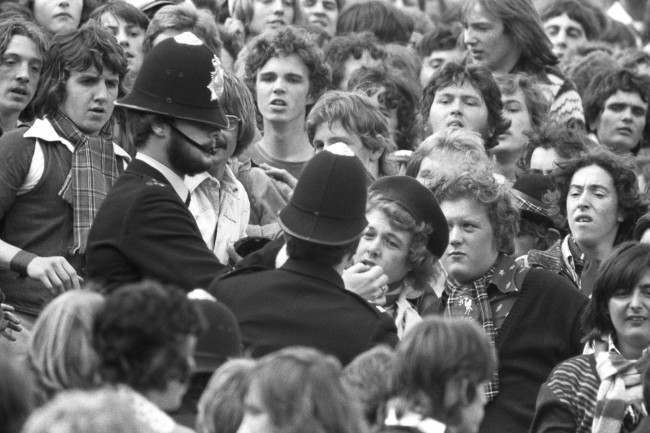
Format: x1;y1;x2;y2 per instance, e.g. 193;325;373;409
583;68;650;152
555;149;648;246
347;66;422;151
31;21;127;119
366;194;436;290
243;26;331;104
93;280;204;394
422;62;510;150
336;0;413;45
324;32;385;89
540;0;600;41
142;2;222;55
248;346;367;433
518;121;590;171
582;242;650;342
306;90;396;175
406;128;489;179
433;167;519;254
462;0;558;72
494;73;549;132
391;316;497;427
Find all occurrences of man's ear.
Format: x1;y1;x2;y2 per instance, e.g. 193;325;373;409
151;121;169;138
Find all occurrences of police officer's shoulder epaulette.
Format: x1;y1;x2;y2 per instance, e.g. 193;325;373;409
145;178;168;188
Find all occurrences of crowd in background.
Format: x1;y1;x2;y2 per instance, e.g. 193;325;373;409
2;0;650;432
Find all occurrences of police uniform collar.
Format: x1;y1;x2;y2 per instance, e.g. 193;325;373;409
135;152;188;201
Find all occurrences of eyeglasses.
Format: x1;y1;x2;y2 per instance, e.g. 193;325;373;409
225;115;240;131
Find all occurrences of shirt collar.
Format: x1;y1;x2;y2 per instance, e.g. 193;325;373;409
184;164;239;194
23;117;131;161
487;254;520;294
135;152;188;201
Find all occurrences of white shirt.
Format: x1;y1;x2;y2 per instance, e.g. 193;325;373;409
185;165;250;264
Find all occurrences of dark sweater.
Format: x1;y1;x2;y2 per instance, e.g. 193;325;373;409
0;128;78;316
479;268;587;433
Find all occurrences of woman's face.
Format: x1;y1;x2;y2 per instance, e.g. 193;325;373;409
608;269;650;358
354;208;413;285
566;164;621;251
237;379;275;433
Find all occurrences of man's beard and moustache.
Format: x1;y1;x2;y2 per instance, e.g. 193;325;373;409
167;128;226;176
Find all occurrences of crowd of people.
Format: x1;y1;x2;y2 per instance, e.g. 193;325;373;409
1;0;650;432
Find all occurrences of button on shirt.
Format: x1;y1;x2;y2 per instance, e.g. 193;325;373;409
185;165;250;264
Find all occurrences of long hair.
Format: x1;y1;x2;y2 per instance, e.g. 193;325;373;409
229;0;303;37
462;0;557;71
250;347;368;433
28;290;105;402
31;21;127;119
582;242;650;342
196;359;256;433
221;71;258;156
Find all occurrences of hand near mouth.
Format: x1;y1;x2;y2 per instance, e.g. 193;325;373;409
343;262;389;301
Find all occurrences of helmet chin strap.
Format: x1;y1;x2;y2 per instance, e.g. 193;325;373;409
168;122;218;155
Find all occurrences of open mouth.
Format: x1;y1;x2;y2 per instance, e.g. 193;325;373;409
627;316;647;323
360;259;376;267
574;215;593;223
447;119;464;128
270;99;287;107
9;87;28;96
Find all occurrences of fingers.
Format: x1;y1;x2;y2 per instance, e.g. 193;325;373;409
0;329;16;342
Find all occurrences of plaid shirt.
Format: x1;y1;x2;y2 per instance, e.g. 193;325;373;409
443;255;521;402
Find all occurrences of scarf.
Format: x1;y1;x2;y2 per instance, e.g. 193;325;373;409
567;235;600;296
50;111;122;254
592;336;649;433
444;264;499;402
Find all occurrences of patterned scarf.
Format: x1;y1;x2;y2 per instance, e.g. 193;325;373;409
592;336;649;433
51;111;122;254
444;264;499;402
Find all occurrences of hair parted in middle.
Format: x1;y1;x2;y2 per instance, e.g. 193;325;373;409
494;72;550;132
31;21;127;119
433;166;519;255
461;0;558;72
248;346;368;433
243;26;331;105
422;62;510;150
28;289;106;403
